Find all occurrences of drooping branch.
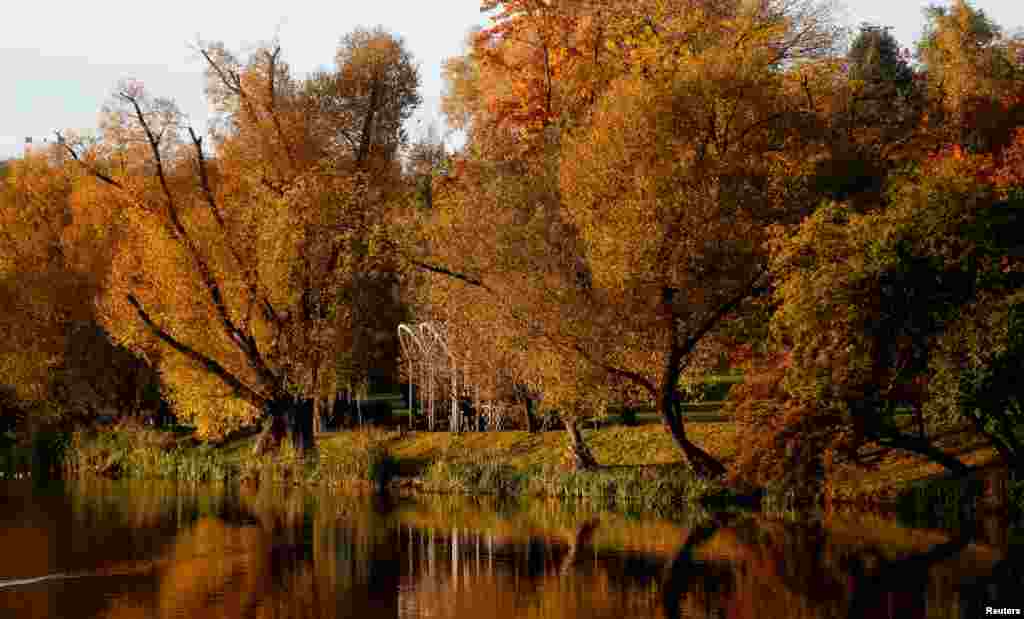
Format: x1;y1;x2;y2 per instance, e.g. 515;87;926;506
126;294;268;409
871;428;971;476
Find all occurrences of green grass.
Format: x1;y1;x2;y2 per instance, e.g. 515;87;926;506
57;403;1010;516
60;421;735;511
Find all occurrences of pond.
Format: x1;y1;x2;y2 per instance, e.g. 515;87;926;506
0;478;1019;618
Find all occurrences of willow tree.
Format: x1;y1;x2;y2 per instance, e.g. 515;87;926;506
61;31;419;451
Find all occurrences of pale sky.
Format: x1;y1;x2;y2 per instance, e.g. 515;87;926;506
4;1;1024;161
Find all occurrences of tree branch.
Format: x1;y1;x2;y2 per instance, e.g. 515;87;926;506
872;428;971;476
680;265;769;358
264;46;298;171
570;341;659;396
126;294;268;409
408;258;495;293
56;132;122;189
409;254;658;396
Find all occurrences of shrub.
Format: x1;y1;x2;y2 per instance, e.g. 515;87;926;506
317;430;396;488
421;460;524;496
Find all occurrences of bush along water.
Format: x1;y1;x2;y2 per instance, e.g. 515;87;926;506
420;460;725;513
60;424;743;512
62;423;399;490
63;424;235;483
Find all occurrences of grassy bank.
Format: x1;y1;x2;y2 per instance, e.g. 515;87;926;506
54;418;1017;515
58;421;738;511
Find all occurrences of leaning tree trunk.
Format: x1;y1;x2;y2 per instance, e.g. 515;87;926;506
658;288;727;479
563;417;598;471
660;341;727;479
660;387;726;479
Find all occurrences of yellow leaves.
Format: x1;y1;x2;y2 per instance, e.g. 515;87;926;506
161;357;260;439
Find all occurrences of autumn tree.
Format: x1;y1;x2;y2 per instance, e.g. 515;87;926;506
918;0;1024;153
556;0;841;476
730;141;1024;486
60;31;420;451
725;3;1024;487
0;149;163;430
407;146;608;466
407;5;624;466
409;0;839;475
809;24;925;207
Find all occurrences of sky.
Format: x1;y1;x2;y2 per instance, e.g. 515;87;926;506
4;0;1024;161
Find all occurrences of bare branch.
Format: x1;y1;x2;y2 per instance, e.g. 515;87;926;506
56;132;122;189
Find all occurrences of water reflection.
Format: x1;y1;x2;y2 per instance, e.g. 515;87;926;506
0;480;1017;619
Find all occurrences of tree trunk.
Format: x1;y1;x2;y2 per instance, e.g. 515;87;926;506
563;417;598;471
659;393;726;478
659;351;726;478
326;380;338;431
659;287;727;479
286;399;315;454
251;397;316;456
252;414;287;457
313;396;323;435
524;395;538;434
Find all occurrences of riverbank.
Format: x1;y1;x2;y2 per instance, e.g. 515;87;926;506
49;417;1020;516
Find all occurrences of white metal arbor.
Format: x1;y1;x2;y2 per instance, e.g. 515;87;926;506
398;321;515;432
398;322;461;431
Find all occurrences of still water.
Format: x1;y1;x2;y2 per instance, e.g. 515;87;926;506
0;478;1018;619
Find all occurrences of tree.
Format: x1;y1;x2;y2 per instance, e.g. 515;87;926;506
0;149;163;431
303;27;422;169
917;0;1024;152
59;33;420;452
413;0;838;476
553;0;838;476
732;144;1024;486
411;150;609;467
810;24;924;206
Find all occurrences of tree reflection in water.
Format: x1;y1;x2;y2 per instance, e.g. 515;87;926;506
0;480;1017;619
657;508;1017;619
